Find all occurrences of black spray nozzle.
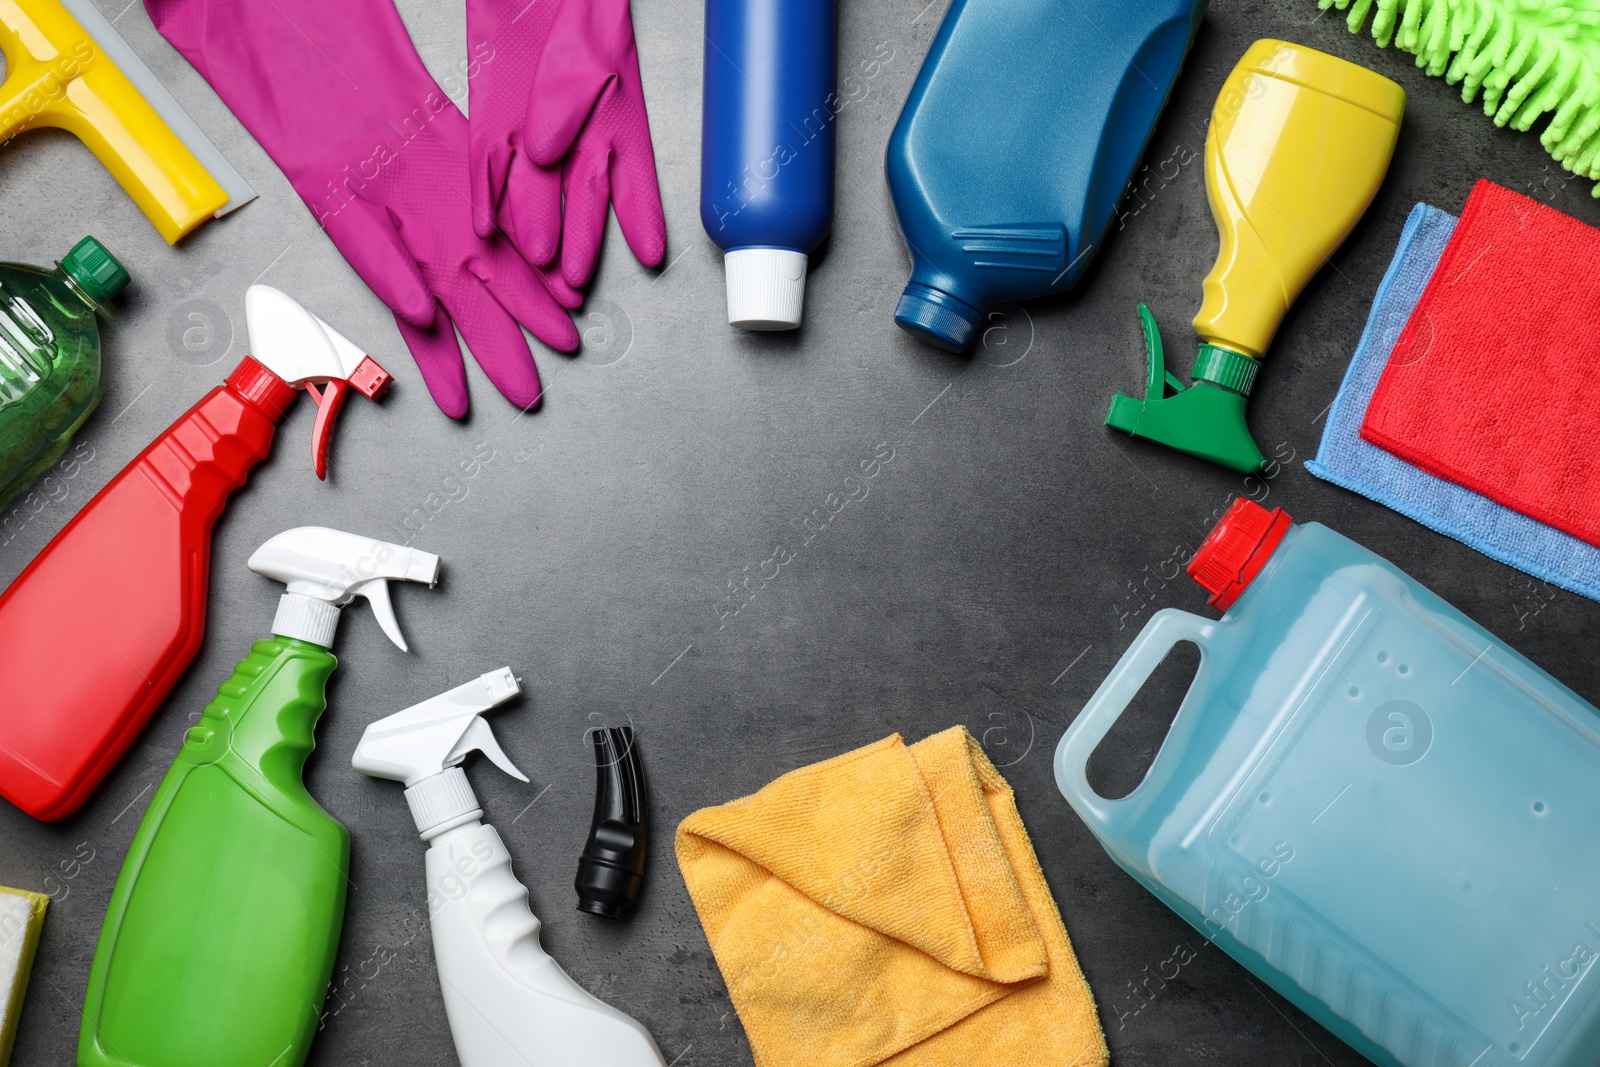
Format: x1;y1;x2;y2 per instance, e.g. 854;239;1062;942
576;726;648;920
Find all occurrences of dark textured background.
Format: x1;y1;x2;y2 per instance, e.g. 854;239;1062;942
3;0;1596;1063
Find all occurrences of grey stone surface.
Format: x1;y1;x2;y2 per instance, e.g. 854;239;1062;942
2;0;1597;1063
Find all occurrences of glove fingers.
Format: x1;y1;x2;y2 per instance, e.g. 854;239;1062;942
560;143;613;290
502;148;564;268
524;25;612;165
393;306;471;419
538;259;585;310
472;244;581;352
439;277;546;410
321;198;436;327
469;135;509;240
466;0;527;240
607;93;667;268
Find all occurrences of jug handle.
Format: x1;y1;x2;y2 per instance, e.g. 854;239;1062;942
1054;608;1216;831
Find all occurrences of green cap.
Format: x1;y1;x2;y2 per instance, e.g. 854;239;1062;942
60;236;130;305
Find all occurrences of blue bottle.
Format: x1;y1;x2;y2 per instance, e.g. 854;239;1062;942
1056;498;1600;1067
887;0;1207;351
700;0;838;331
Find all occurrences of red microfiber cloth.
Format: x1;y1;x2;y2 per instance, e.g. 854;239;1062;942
1361;180;1600;549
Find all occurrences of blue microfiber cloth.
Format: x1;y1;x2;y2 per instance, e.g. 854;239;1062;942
1306;202;1600;603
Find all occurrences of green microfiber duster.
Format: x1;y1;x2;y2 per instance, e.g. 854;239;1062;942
0;887;46;1067
1318;0;1600;194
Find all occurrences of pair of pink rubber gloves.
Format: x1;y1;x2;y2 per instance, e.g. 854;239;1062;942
146;0;665;417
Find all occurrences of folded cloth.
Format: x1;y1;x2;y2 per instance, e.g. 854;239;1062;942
1307;202;1600;602
1361;180;1600;548
675;728;1106;1067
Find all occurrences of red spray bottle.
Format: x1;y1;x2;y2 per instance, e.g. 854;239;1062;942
0;285;391;820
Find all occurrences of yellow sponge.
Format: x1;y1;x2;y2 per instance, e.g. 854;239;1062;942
0;887;47;1067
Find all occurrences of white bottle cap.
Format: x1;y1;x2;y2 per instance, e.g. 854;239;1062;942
724;248;807;330
404;767;483;840
272;593;343;648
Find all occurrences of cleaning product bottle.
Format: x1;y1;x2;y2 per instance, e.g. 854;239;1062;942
0;284;391;821
353;670;667;1067
79;526;440;1067
1056;498;1600;1067
0;237;128;510
700;0;837;330
1105;40;1404;472
884;0;1208;353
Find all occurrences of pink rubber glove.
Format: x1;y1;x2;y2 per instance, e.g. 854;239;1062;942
146;0;579;417
468;0;667;289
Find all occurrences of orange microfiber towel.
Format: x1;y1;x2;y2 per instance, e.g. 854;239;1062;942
675;727;1108;1067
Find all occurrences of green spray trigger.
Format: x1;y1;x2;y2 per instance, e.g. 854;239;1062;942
1104;303;1267;474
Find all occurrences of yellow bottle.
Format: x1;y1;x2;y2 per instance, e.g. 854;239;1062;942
1106;40;1404;473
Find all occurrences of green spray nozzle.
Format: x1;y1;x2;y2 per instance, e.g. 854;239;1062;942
1104;304;1267;474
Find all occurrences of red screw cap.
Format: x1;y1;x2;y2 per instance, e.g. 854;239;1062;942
1188;498;1292;611
226;356;296;420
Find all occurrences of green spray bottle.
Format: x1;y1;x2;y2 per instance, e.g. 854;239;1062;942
78;526;440;1067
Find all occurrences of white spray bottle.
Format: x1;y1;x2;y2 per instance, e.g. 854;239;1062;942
352;669;666;1067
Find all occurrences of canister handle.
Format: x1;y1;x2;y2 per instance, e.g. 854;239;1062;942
1054;608;1215;831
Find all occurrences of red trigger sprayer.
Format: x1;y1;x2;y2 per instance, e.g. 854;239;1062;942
0;285;392;820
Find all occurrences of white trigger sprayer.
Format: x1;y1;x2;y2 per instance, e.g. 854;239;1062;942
248;527;439;650
352;670;666;1067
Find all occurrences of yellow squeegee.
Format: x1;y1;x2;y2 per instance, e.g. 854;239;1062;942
0;0;255;243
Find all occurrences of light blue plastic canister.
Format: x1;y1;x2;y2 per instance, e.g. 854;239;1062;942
886;0;1207;351
1056;499;1600;1067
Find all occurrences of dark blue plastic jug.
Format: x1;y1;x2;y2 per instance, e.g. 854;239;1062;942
700;0;839;331
886;0;1208;351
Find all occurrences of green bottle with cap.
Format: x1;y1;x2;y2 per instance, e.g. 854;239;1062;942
0;236;130;510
